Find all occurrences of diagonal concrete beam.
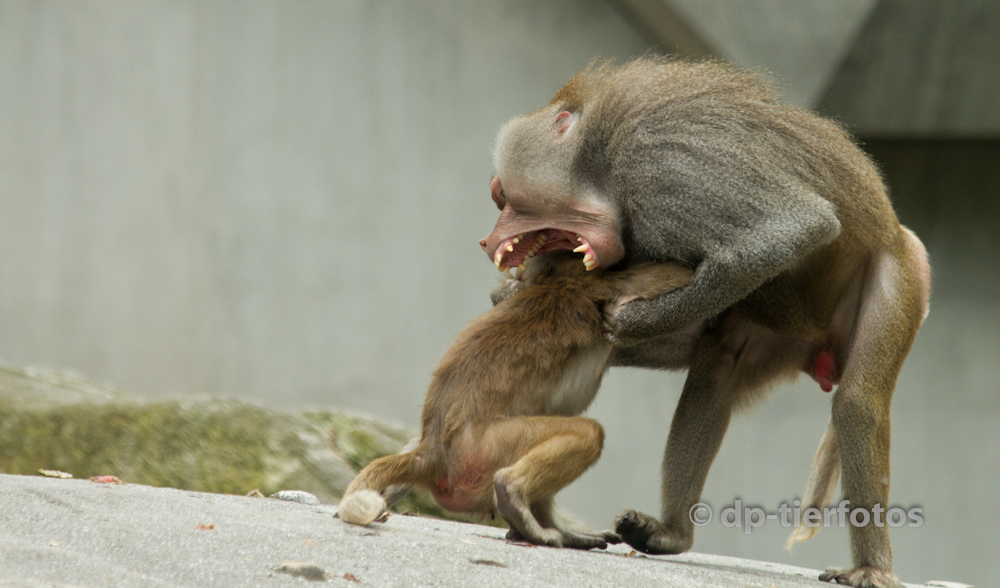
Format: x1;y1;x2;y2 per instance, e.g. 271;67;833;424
615;0;878;109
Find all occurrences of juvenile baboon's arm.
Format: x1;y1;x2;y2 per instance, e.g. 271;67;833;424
606;263;694;304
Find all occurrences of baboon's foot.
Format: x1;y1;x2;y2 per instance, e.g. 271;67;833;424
613;509;692;554
502;512;616;550
495;481;566;548
556;528;620;550
505;527;525;542
818;566;901;588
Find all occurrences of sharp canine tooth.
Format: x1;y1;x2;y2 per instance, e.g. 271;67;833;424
506;244;514;252
573;244;588;253
583;253;593;263
512;237;519;244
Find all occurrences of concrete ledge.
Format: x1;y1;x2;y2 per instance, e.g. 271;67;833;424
0;473;937;588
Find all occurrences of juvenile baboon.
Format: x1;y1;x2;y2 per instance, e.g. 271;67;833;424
338;252;692;548
482;57;930;587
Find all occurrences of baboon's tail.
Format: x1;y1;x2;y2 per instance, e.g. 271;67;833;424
338;443;430;526
786;419;841;549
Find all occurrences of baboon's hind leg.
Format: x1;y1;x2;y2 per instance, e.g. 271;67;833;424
487;416;611;549
820;247;926;588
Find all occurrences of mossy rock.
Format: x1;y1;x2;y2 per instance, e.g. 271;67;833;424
303;411;414;471
0;364;128;408
0;363;457;521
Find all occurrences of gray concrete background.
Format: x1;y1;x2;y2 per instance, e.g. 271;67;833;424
1;2;996;587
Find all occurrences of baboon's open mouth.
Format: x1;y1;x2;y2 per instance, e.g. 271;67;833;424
492;228;599;272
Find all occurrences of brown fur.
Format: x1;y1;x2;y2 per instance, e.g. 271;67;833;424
338;253;692;548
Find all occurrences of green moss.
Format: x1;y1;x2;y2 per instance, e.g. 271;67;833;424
302;411;411;470
0;368;505;527
0;400;291;495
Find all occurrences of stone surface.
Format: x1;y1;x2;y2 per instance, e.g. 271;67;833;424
0;473;933;588
275;561;328;581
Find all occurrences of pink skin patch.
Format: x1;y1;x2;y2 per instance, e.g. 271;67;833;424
431;454;492;513
814;349;835;393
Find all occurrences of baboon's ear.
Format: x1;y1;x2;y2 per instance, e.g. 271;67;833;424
552;111;576;143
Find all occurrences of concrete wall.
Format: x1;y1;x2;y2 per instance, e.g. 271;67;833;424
0;0;649;417
1;3;996;587
821;0;1000;137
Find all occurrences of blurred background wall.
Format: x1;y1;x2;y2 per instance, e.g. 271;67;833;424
1;1;996;585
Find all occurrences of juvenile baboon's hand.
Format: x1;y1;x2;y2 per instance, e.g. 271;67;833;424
490;277;525;306
603;297;662;348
